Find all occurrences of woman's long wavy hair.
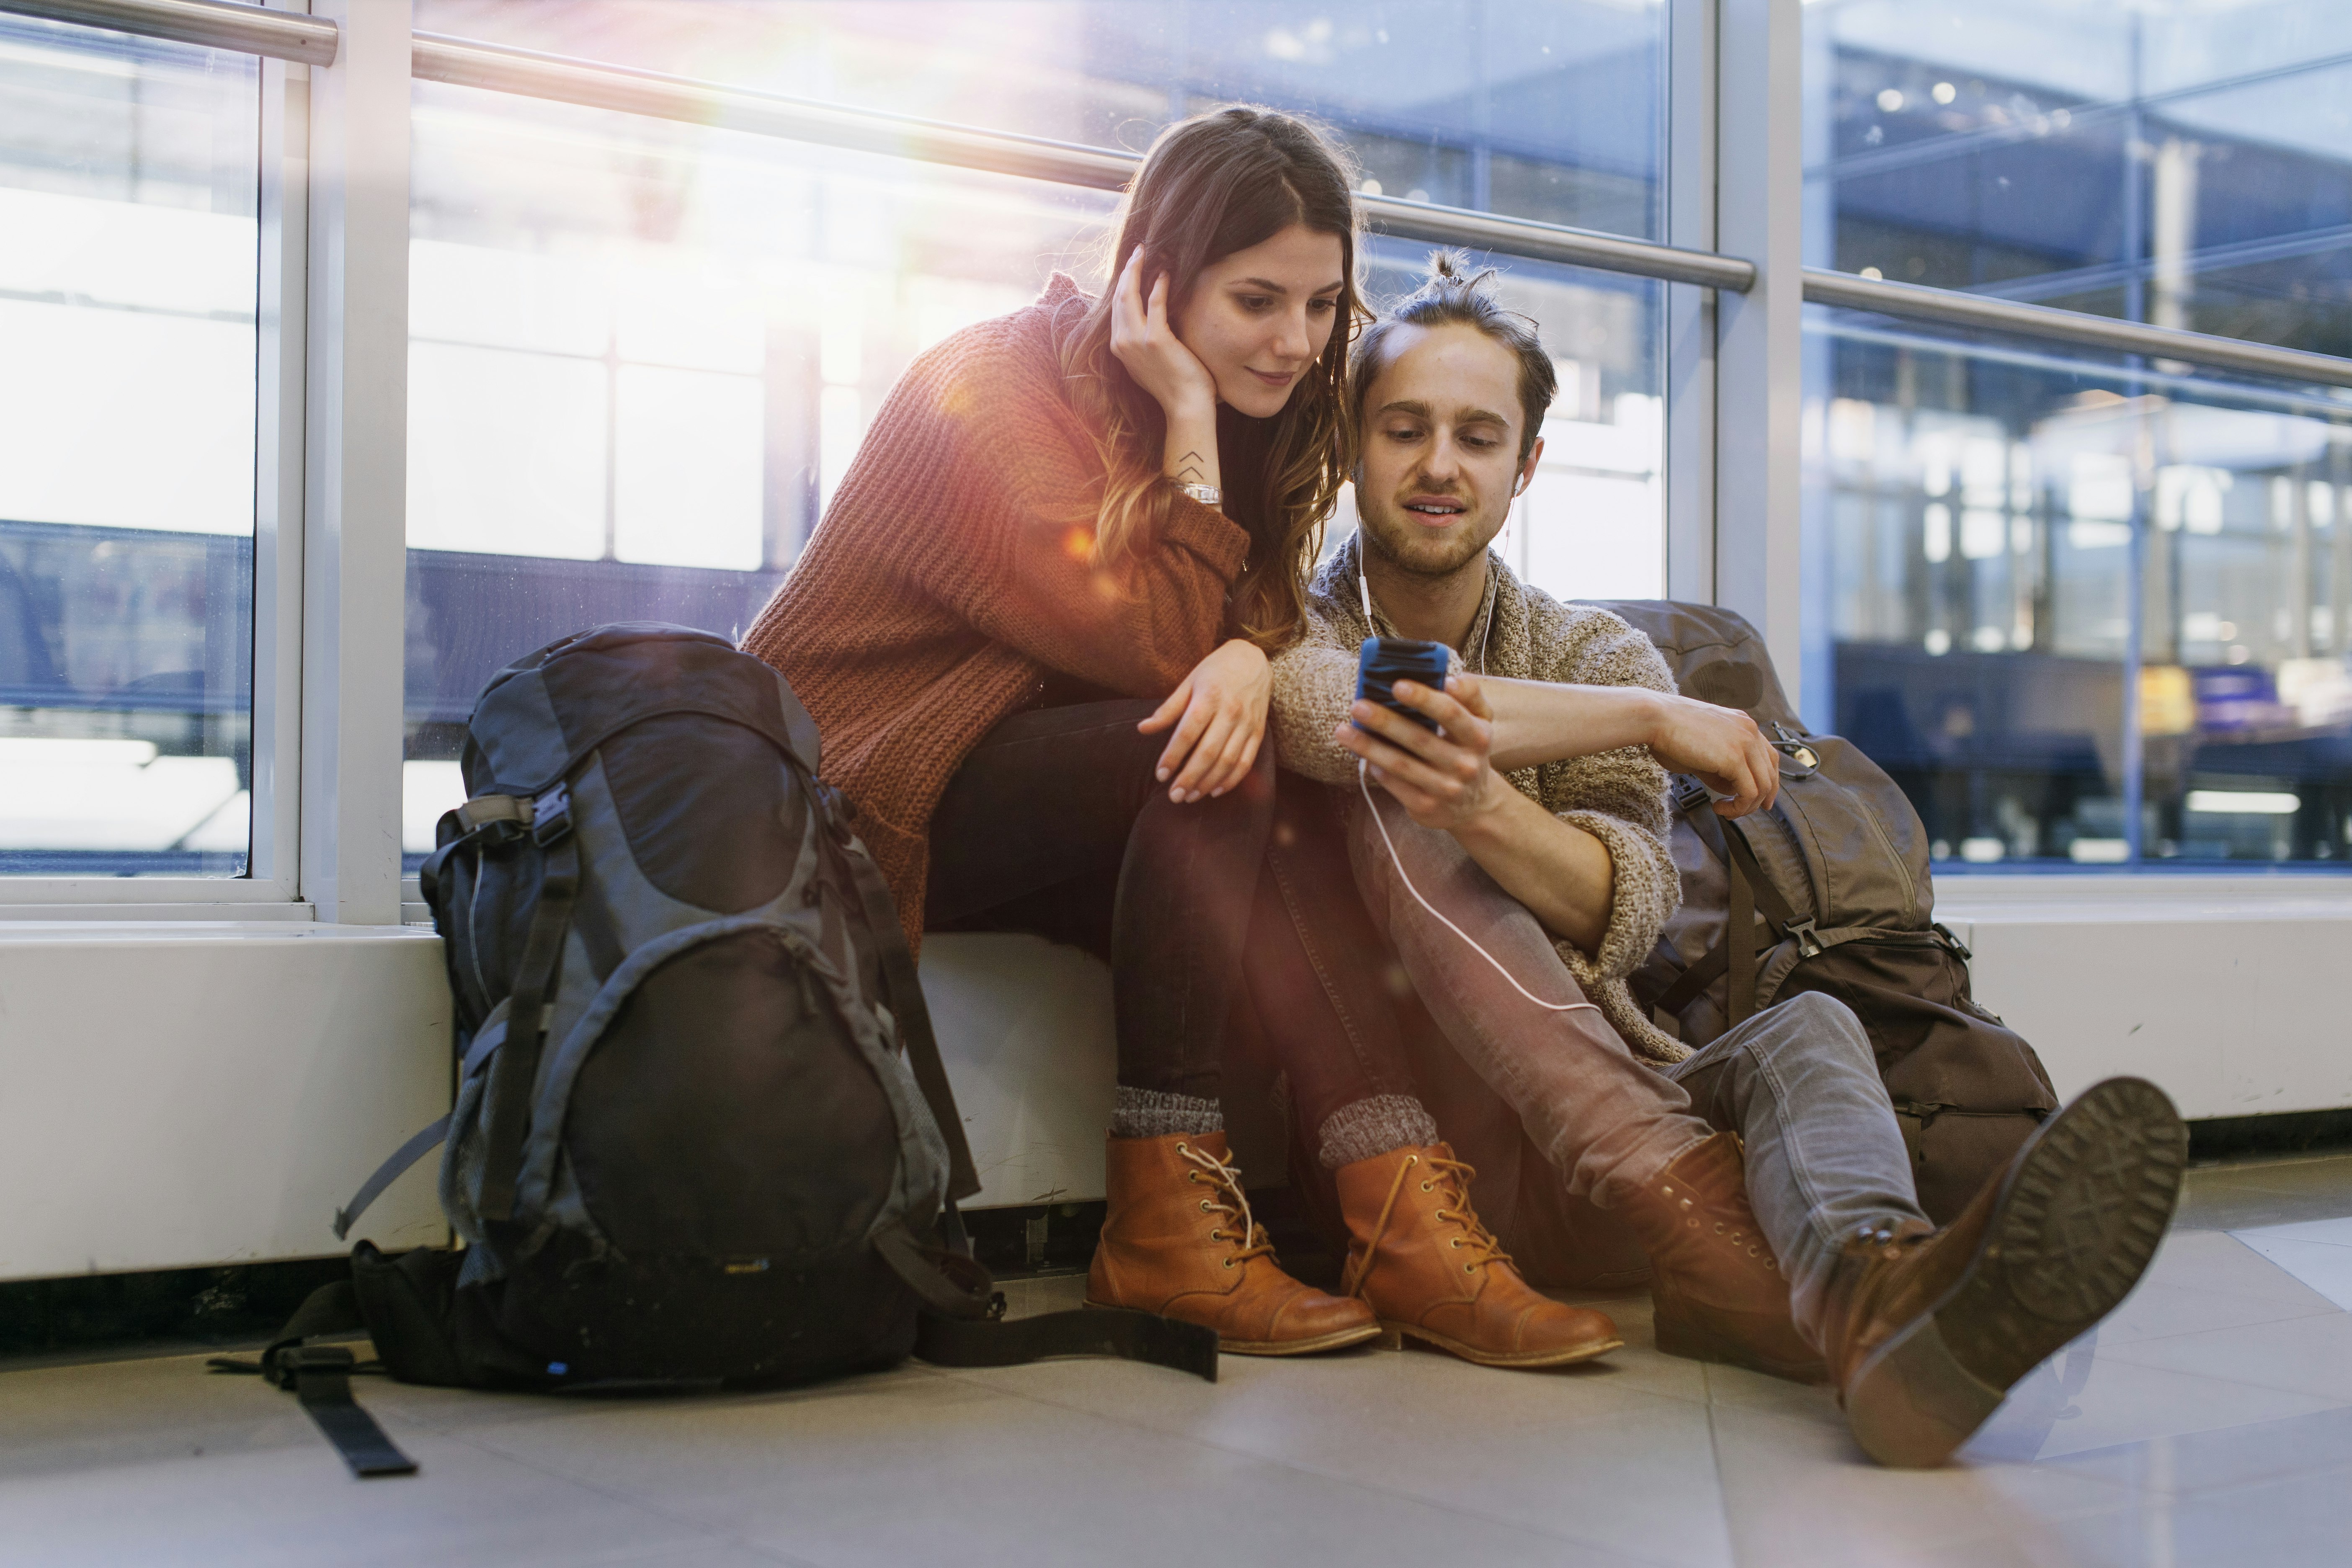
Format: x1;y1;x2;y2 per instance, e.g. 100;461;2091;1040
1054;106;1364;650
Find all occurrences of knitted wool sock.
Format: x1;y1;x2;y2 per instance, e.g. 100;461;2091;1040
1110;1087;1224;1140
1316;1094;1441;1170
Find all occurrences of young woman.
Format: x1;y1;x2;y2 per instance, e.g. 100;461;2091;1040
742;107;1378;1354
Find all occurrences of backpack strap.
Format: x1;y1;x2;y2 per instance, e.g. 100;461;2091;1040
206;1281;418;1479
1726;829;1758;1026
332;1114;452;1240
872;1222;1217;1382
415;794;532;913
268;1345;419;1479
1658;784;1808;1025
478;792;581;1224
914;1305;1220;1381
836;830;981;1207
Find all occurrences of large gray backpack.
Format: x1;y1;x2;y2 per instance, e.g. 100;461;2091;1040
228;625;1209;1478
1590;603;2060;1224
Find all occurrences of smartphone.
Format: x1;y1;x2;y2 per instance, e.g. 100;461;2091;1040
1354;636;1451;732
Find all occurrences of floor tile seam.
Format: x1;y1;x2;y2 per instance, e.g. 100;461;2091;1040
1696;1368;1749;1568
2153;1235;2352;1304
1868;1501;2142;1568
372;1395;722;1442
2164;1213;2352;1232
2229;1231;2352;1250
2133;1285;2344;1318
431;1423;819;1566
2192;1151;2352;1174
1707;1395;2165;1514
2215;1193;2352;1216
0;1436;335;1495
2048;1447;2352;1504
2081;1340;2352;1406
371;1364;965;1441
2188;1199;2352;1223
2192;1152;2352;1175
921;1369;1715;1568
2098;1296;2347;1344
2141;1261;2349;1303
2143;1450;2352;1510
939;1358;1728;1436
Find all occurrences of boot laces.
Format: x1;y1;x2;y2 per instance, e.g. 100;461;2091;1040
1344;1153;1514;1296
1177;1141;1273;1266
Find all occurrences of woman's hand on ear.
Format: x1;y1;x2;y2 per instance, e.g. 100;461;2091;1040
1137;638;1271;802
1111;248;1219;426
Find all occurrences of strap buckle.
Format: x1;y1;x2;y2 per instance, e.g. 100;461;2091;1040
265;1341;353;1390
454;794;530;834
531;783;573;846
1933;921;1973;960
1786;918;1825;959
1766;724;1820;772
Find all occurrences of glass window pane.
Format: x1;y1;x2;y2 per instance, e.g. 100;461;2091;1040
404;6;1671;860
1804;312;2352;871
1805;0;2352;352
0;21;258;877
417;0;1664;236
401;83;1125;860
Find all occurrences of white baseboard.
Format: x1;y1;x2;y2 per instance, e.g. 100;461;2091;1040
3;894;2347;1282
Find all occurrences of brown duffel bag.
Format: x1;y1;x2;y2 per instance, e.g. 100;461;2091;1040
1587;600;2060;1224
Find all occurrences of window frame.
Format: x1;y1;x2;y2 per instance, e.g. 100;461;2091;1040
0;16;310;913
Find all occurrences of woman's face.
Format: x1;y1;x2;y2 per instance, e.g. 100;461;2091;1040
1171;223;1348;419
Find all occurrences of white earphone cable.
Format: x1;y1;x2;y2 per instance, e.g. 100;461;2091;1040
1355;538;1598;1017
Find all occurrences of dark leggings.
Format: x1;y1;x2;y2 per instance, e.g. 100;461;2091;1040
923;699;1276;1103
1244;775;1647;1287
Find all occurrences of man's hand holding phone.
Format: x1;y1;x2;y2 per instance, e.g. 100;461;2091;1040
1336;672;1509;832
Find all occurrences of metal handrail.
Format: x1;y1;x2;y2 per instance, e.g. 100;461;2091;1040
1801;269;2352;392
407;33;1755;293
1;0;335;66
11;0;2352;387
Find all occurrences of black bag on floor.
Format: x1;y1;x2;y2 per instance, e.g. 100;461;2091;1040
1589;602;2060;1225
219;624;1210;1478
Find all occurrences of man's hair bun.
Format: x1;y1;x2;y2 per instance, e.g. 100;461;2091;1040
1348;253;1557;461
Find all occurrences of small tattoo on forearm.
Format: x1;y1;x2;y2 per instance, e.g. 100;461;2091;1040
1173;449;1207;483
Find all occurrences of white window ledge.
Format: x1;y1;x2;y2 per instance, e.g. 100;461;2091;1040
1935;873;2352;923
0;903;317;925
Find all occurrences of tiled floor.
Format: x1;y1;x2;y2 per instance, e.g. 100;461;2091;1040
6;1154;2352;1568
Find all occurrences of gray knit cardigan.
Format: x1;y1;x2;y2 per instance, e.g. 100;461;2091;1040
1266;533;1689;1065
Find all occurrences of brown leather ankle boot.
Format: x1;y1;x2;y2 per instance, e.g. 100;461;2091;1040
1336;1144;1622;1369
1823;1076;2187;1468
1086;1132;1380;1356
1622;1133;1824;1382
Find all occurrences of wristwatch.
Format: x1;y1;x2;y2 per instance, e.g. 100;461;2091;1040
1175;481;1222;508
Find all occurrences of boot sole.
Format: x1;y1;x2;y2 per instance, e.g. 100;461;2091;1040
1654;1311;1828;1385
1844;1076;2186;1469
1379;1320;1624;1369
1081;1301;1383;1357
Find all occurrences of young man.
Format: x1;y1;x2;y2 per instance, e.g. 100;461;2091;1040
1260;256;2186;1467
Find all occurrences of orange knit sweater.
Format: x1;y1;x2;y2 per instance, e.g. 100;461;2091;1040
740;275;1251;948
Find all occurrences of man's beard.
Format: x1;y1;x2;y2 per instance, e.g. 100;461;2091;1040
1358;495;1498;583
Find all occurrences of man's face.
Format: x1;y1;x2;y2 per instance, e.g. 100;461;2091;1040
1355;322;1543;580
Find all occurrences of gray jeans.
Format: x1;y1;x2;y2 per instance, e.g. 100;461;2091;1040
1343;786;1926;1341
